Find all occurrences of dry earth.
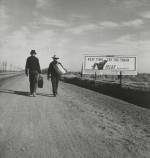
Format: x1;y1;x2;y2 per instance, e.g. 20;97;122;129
0;75;149;158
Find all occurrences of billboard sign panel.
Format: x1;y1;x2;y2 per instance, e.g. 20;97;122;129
83;55;137;75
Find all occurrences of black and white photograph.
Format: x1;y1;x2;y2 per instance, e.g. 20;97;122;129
0;0;150;157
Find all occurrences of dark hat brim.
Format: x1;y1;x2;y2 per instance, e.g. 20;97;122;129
52;57;59;59
52;56;59;59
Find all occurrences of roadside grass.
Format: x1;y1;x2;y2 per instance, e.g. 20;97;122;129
61;73;150;108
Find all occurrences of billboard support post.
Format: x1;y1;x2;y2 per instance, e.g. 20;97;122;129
94;72;97;80
119;71;122;86
81;72;83;78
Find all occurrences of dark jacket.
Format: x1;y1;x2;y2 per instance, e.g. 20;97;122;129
47;61;61;77
25;56;41;75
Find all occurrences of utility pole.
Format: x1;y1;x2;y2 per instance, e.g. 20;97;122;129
2;61;5;72
10;64;12;72
5;61;7;72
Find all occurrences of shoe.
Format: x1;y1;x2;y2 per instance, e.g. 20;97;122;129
33;93;36;97
29;94;33;97
53;93;56;97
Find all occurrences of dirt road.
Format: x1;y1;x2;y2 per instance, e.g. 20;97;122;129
0;75;150;158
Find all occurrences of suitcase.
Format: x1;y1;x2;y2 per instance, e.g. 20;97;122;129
54;63;67;75
38;76;43;88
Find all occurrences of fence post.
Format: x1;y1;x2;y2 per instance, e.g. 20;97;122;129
80;63;83;78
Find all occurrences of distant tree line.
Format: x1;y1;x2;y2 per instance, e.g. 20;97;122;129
0;61;23;72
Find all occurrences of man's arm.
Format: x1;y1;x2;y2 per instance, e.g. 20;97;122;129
25;59;29;76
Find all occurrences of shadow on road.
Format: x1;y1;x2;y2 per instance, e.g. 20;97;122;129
0;89;54;97
0;89;29;96
36;92;54;97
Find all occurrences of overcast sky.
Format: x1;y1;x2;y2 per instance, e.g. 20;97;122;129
0;0;150;72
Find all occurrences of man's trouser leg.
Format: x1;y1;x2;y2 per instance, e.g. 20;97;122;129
55;78;59;94
29;72;38;94
29;74;34;94
51;76;59;95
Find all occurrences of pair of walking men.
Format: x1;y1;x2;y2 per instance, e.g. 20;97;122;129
25;50;62;97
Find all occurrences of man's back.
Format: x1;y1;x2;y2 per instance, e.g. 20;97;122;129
25;56;41;74
48;61;59;77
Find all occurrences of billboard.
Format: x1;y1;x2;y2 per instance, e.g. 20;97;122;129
83;55;137;75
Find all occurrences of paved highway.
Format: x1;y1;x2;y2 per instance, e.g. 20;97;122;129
0;75;149;158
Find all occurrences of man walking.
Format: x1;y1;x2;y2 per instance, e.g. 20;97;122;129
25;50;41;97
47;55;65;97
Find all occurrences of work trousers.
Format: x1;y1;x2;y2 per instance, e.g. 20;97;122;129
29;71;38;94
51;76;60;95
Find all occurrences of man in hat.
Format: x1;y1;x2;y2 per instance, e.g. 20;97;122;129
47;55;65;97
25;50;41;97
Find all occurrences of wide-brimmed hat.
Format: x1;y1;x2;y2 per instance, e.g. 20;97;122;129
30;50;37;55
103;57;108;61
52;55;59;59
